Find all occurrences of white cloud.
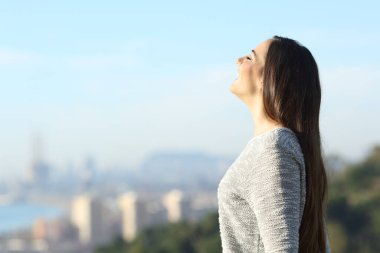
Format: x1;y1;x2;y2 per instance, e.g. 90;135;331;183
0;48;43;65
67;53;142;68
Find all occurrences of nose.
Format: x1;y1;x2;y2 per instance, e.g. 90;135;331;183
236;56;244;65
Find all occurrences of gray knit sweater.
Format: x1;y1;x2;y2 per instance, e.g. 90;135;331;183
217;127;331;253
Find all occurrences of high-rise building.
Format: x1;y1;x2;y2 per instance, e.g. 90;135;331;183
26;133;50;185
79;155;97;191
162;189;192;223
118;191;149;242
70;194;108;246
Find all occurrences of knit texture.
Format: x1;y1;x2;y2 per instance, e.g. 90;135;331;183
217;127;331;253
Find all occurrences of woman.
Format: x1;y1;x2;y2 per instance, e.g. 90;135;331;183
217;35;331;253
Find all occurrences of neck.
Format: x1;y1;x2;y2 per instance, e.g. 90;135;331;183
246;96;283;137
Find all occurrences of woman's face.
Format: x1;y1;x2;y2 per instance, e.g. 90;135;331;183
230;39;272;101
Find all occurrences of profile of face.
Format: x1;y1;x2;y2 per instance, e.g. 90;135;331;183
230;39;273;103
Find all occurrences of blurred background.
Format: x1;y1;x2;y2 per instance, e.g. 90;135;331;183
0;1;379;252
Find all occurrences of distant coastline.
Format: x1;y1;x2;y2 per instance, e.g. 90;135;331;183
0;201;63;234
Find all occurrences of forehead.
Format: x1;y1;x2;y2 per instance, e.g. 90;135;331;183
253;39;272;59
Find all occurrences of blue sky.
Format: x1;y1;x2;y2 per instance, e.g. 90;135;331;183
1;1;379;180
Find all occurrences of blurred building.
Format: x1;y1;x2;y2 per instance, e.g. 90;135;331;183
32;217;77;244
70;194;109;247
118;191;150;242
79;156;97;191
25;133;51;186
162;189;192;223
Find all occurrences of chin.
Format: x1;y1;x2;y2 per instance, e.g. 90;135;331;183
229;82;237;94
229;85;243;99
230;78;241;90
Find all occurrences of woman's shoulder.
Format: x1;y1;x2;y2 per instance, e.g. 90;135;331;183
237;127;306;198
248;127;298;147
247;127;304;166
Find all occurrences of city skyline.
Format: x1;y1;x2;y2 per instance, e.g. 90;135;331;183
1;1;380;180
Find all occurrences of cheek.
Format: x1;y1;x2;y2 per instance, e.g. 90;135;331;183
241;65;257;91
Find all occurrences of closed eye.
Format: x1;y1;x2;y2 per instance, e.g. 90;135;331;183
246;52;254;61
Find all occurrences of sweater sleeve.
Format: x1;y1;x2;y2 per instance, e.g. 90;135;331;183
241;143;303;253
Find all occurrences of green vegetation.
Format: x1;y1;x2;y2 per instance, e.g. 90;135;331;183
327;145;380;253
96;145;380;253
95;212;221;253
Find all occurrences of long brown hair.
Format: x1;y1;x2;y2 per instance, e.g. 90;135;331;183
262;35;328;253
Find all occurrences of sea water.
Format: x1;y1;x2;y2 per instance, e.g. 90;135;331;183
0;202;63;234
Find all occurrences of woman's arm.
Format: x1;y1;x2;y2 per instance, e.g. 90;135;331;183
242;143;303;253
